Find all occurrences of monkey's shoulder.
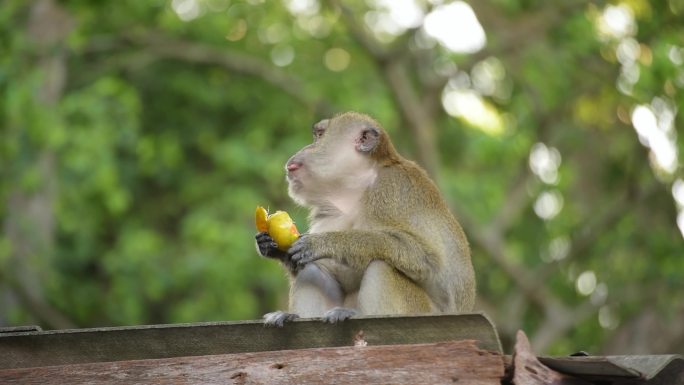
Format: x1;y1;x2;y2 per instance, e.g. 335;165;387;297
371;162;446;208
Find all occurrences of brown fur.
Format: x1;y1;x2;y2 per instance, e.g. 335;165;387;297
270;111;474;324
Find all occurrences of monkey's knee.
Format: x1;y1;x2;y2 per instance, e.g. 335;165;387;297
358;260;434;315
293;263;344;304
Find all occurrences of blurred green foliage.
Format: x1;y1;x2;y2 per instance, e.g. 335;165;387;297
0;0;682;355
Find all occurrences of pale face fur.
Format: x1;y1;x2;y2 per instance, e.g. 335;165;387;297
286;117;378;216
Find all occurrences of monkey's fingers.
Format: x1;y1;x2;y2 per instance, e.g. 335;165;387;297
255;232;280;258
288;238;322;266
255;231;271;239
255;232;276;245
287;237;304;254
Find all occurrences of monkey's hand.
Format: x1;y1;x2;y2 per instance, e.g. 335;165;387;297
255;232;288;259
288;234;329;268
256;232;301;274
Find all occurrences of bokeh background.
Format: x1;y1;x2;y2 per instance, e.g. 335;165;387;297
1;0;683;355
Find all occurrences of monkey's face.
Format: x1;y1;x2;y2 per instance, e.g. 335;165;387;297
285;113;382;206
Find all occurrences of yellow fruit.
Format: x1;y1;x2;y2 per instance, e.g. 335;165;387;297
255;206;300;251
255;206;269;233
268;211;300;251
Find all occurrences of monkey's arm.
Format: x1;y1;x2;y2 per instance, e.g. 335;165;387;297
289;230;436;284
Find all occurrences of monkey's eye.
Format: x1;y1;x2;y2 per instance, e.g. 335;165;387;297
313;128;325;141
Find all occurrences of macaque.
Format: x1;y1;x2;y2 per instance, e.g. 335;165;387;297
256;112;475;326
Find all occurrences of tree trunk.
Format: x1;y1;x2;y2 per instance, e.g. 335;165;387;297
2;0;75;329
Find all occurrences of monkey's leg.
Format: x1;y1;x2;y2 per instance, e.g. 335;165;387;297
291;263;345;316
263;263;345;327
357;260;434;315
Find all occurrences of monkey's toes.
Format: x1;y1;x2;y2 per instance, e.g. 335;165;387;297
322;307;357;324
263;311;299;327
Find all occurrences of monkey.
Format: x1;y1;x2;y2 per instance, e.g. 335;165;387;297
255;111;475;327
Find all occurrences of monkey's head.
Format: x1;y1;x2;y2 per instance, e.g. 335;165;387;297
285;112;398;206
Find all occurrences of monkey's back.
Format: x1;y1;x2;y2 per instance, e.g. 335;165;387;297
364;159;475;312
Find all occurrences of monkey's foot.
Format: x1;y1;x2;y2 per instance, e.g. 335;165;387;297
322;307;357;324
263;311;299;327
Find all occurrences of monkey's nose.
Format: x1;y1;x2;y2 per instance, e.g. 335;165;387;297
286;161;302;172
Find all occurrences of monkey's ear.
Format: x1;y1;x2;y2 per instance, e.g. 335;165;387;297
356;127;380;153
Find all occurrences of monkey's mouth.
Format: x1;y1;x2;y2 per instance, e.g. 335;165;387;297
285;160;307;192
286;170;301;184
287;177;304;198
287;175;301;187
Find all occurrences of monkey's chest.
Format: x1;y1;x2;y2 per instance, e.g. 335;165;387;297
308;210;360;233
309;220;350;233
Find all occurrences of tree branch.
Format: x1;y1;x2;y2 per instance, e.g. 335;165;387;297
328;0;388;60
382;61;440;177
532;300;600;353
467;0;593;50
125;32;331;116
326;0;441;178
1;270;76;329
603;302;684;354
